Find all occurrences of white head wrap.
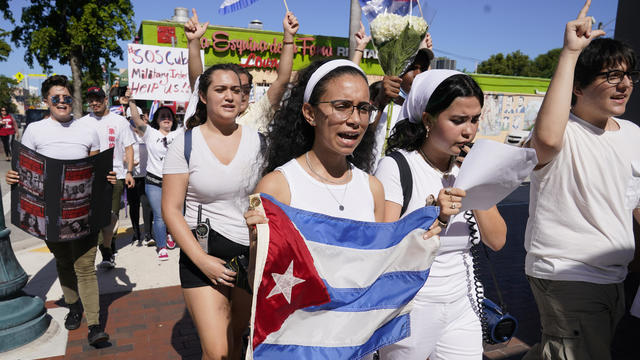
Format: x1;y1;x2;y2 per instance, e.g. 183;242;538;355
303;59;366;103
400;69;463;124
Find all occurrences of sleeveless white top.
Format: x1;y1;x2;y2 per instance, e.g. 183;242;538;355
276;158;375;222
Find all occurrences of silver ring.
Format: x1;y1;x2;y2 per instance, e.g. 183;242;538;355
450;203;456;209
217;277;223;283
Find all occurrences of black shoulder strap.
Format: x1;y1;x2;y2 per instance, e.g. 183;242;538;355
387;151;413;216
258;132;267;153
184;128;192;165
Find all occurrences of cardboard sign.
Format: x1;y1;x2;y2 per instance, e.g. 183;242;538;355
11;141;114;242
127;44;202;102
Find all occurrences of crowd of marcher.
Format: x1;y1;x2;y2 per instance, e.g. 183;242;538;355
4;1;640;359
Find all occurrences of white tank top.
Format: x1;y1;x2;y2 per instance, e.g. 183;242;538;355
276;158;375;222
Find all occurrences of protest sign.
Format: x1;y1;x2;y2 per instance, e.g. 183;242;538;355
127;43;203;102
10;141;113;242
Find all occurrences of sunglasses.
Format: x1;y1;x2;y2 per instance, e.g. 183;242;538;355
51;95;74;106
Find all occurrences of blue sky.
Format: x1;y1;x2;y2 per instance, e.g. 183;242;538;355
0;0;620;79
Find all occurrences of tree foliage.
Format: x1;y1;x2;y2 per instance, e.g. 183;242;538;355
0;0;12;61
0;75;18;113
11;0;135;116
477;48;562;78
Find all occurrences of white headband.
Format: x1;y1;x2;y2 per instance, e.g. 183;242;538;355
303;59;366;103
399;69;463;123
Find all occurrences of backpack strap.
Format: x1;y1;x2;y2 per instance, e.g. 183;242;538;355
184;128;192;165
387;151;413;217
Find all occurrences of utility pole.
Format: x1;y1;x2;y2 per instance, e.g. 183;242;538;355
348;0;361;60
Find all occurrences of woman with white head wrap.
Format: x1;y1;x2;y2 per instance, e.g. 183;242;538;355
375;70;507;360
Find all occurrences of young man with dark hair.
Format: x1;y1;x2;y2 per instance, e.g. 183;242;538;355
5;75;110;345
81;87;135;269
524;1;640;359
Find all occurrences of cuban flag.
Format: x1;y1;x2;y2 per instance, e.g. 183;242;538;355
219;0;261;15
247;194;440;359
148;100;160;122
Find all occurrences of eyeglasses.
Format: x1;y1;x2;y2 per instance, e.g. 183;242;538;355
50;95;73;105
596;70;640;85
161;137;168;148
316;100;377;121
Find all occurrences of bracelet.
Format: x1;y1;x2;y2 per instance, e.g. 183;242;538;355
355;49;364;52
283;41;294;45
437;217;448;228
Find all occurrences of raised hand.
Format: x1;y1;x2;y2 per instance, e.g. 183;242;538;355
421;33;433;50
283;11;299;38
563;0;605;53
184;8;209;42
355;21;371;50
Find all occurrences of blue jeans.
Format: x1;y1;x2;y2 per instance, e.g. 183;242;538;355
145;183;166;249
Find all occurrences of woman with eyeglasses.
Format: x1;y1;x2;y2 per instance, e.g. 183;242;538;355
0;106;18;161
126;97;179;260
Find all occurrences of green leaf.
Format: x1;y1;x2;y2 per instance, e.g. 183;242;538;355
373;24;426;76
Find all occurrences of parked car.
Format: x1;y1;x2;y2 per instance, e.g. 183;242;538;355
505;130;531;147
25;109;50;128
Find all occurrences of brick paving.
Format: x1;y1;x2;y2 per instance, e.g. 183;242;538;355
42;286;202;360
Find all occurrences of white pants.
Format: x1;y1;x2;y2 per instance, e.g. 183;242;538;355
378;294;483;360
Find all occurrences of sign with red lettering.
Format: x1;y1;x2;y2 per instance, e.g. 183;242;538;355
127;44;203;102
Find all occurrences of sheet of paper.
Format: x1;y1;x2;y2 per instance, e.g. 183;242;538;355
453;139;538;211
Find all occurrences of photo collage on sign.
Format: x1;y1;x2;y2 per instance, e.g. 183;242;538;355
59;163;94;240
17;151;46;238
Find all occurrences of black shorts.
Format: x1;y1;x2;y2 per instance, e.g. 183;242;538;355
179;228;249;289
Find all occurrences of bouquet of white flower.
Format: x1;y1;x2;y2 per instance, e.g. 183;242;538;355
360;0;428;76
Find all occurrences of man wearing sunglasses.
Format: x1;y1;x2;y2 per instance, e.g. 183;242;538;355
81;87;135;270
5;75;110;345
524;3;640;359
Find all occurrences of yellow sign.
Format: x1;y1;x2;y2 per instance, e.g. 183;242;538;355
14;72;24;83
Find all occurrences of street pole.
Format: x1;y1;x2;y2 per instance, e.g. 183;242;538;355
0;184;51;352
348;0;361;60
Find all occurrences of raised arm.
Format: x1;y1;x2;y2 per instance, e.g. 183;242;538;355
184;8;209;90
123;88;146;133
350;21;371;65
529;0;604;166
266;11;299;107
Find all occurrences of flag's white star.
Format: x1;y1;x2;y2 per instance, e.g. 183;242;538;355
266;260;305;304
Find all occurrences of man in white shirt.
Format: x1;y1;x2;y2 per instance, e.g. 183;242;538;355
5;75;110;345
524;2;640;359
81;87;134;269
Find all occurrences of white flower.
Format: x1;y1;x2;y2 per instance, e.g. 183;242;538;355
370;13;427;44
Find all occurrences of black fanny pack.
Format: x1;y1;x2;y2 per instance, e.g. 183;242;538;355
145;172;162;186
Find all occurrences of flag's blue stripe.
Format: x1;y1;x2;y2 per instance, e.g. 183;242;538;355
260;193;439;250
254;313;410;360
218;0;260;15
304;269;430;312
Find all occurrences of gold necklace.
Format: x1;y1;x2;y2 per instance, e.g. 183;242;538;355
418;148;454;177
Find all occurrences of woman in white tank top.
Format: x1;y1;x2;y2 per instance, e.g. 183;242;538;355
246;59;385;225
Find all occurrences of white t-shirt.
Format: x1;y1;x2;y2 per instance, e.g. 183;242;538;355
81;112;135;179
129;128;147;178
142;126;179;177
372;102;403;170
276;158;375;222
21;117;100;159
375;149;474;303
163;126;262;246
525;113;640;284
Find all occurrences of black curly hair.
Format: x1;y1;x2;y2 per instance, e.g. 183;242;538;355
261;60;376;175
186;63;241;129
386;74;484;154
150;106;178;131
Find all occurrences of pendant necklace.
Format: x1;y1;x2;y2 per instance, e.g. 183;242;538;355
305;152;351;211
418;148;454;178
